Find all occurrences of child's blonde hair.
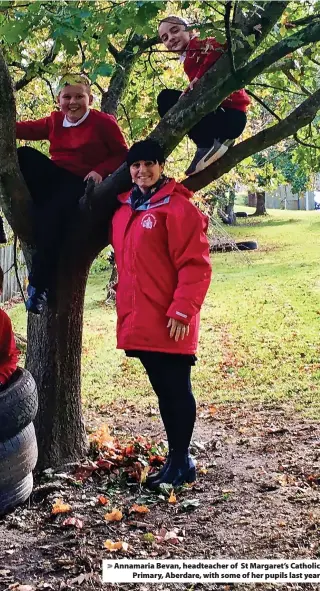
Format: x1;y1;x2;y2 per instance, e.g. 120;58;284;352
57;73;91;95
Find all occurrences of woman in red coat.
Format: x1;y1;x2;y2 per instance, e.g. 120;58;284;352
111;139;212;488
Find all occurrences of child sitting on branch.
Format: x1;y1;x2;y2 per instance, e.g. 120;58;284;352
158;16;250;176
15;73;128;314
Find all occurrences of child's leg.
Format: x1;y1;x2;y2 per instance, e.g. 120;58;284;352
157;89;182;118
18;148;85;299
30;173;85;292
186;107;247;175
188;106;247;147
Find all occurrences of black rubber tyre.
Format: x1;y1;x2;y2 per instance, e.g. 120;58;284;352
0;472;33;516
235;211;248;218
0;423;38;489
236;241;258;250
0;368;38;443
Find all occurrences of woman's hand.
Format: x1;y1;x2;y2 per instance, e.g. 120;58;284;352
84;170;102;184
167;318;190;342
180;77;199;97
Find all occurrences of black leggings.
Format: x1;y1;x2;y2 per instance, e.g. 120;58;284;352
18;147;85;291
138;352;196;455
157;88;247;148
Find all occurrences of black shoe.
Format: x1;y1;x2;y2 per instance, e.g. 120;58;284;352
185;139;235;176
147;453;196;490
0;216;7;244
146;452;172;485
26;284;48;315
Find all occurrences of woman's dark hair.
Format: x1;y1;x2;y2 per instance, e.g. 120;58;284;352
0;266;3;291
126;140;165;167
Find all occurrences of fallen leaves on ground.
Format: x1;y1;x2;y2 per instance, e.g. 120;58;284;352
61;517;83;528
104;509;123;522
98;495;109;505
156;527;183;545
104;540;129;552
168;490;177;504
129;504;150;514
51;498;72;515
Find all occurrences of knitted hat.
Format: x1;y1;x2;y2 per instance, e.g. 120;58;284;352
126;140;165;167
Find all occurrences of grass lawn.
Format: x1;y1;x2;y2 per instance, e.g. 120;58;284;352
8;207;320;418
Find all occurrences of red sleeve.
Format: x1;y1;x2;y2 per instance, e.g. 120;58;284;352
194;37;227;80
0;311;19;384
93;115;128;178
166;201;212;324
16;117;50;141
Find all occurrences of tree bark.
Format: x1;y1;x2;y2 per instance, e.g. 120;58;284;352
254;191;267;216
26;262;89;469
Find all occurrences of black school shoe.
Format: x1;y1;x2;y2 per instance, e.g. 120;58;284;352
0;216;7;244
185;139;235;176
26;284;48;315
147;452;196;490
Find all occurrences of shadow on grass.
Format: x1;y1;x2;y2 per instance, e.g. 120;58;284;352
238;217;301;229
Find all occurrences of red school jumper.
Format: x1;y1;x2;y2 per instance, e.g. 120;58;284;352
183;36;250;112
0;309;19;386
111;179;212;355
16;109;128;178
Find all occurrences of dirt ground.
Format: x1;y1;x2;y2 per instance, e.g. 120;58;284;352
0;402;319;591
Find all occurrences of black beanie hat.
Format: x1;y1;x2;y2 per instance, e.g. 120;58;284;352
126;139;165;167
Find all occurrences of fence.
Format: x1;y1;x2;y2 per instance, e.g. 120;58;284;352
0;243;27;304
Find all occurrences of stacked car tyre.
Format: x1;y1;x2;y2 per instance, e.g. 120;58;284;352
0;368;38;515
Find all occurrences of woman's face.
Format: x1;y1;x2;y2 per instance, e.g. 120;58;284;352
130;160;164;192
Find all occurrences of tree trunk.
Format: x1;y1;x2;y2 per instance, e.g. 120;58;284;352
225;188;237;225
26;242;90;469
254;191;267;215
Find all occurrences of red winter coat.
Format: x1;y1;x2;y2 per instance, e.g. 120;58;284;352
111;180;212;354
16;109;128;179
0;309;19;385
183;37;250;112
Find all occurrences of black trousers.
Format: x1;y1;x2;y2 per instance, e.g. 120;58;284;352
157;88;247;148
18;147;85;291
137;352;196;455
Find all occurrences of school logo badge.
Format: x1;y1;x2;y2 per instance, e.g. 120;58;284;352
141;214;157;229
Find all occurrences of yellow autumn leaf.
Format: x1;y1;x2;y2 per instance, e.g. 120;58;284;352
104;540;128;552
168;490;177;504
51;498;72;515
140;465;150;484
199;467;208;475
104;509;123;522
129;504;150;514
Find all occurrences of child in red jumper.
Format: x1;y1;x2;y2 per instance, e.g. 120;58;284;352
0;266;19;391
158;16;250;175
16;73;128;314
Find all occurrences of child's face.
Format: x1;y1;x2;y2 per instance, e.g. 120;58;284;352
57;84;93;122
159;21;190;53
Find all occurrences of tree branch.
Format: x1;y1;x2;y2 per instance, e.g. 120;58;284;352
283;70;312;97
285;13;320;29
183;88;320;190
246;89;281;121
224;1;236;76
15;42;57;91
